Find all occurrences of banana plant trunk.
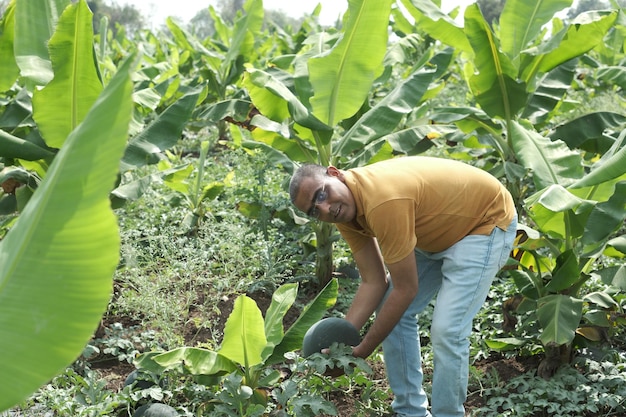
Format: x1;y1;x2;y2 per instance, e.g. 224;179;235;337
315;222;335;289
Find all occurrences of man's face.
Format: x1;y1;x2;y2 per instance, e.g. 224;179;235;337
293;170;356;223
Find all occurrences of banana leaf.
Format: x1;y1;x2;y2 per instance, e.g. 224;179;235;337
499;0;572;60
308;0;393;126
245;67;331;132
0;129;55;160
120;88;202;171
335;65;439;158
581;182;626;248
465;4;527;120
262;283;299;360
537;294;583;346
596;65;626;90
510;121;584;189
150;347;237;376
522;58;577;124
266;278;338;365
524;184;595;239
549;112;626;152
569;130;626;189
0;55;133;411
399;0;471;53
544;250;580;293
220;295;267;367
0;1;20;91
13;0;69;85
528;10;618;78
32;0;103;149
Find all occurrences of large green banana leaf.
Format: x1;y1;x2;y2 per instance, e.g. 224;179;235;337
13;0;69;85
225;0;263;65
32;0;103;149
531;11;618;77
537;294;583;346
0;56;134;411
581;182;626;248
550;112;626;153
335;65;439;158
465;4;527;120
220;295;267;367
524;184;595;240
148;347;237;376
120;88;203;171
245;67;332;132
499;0;572;60
522;59;577;125
267;278;338;365
262;283;298;360
308;0;393;126
570;139;626;190
0;129;55;160
510;121;584;189
399;0;471;53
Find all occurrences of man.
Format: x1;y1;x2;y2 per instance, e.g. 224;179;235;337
289;156;517;417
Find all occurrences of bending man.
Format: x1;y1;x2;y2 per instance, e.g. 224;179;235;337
289;156;517;417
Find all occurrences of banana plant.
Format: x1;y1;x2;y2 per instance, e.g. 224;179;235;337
0;0;92;218
135;280;338;411
401;0;620;206
206;0;452;287
158;141;234;234
490;124;626;377
160;0;265;142
0;58;133;412
0;0;205;216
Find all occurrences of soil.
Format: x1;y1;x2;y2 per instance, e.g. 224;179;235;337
92;288;542;417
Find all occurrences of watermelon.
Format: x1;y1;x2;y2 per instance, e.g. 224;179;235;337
133;403;178;417
124;370;156;390
302;317;360;357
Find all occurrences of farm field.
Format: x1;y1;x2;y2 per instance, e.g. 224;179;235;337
1;0;626;416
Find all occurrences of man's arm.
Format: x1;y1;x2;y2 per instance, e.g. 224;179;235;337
344;237;389;331
351;249;419;359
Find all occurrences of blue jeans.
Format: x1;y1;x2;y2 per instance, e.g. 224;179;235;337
379;217;517;417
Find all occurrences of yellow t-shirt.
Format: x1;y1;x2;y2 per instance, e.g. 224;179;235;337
335;156;516;264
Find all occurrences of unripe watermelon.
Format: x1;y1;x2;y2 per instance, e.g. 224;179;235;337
133;403;178;417
302;317;360;357
124;370;156;390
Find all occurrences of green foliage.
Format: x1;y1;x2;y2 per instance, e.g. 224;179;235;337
137;279;337;374
398;0;626;375
0;11;134;413
473;357;626;416
92;322;161;364
13;368;130;417
1;0;625;414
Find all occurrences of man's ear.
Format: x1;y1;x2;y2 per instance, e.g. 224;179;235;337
326;166;342;178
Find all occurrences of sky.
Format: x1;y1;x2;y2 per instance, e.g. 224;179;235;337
116;0;477;27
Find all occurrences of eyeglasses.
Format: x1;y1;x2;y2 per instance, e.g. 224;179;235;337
308;182;328;219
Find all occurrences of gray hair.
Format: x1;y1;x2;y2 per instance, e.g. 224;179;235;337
289;163;327;203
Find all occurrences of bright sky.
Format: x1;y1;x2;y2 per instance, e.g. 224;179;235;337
116;0;476;27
